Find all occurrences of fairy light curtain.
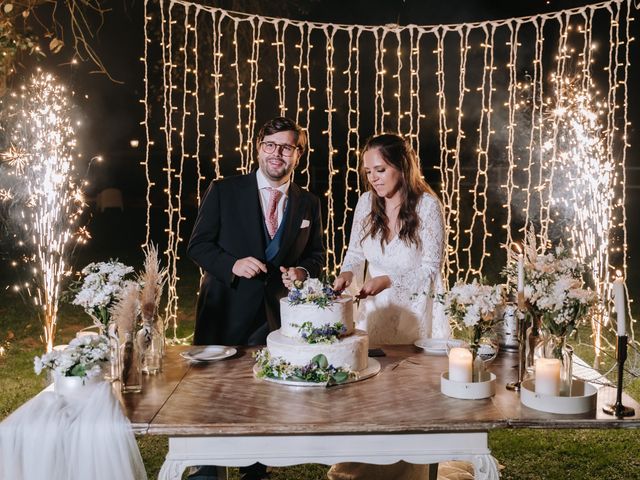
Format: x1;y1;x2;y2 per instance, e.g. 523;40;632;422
142;0;637;355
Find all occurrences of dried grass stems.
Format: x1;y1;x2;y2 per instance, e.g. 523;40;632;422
139;244;167;327
111;281;140;341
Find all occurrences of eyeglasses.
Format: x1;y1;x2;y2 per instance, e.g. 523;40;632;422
259;141;300;157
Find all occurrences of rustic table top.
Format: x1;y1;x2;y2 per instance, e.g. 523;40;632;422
120;345;640;436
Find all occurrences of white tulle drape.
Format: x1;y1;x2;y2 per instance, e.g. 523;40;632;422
0;382;146;480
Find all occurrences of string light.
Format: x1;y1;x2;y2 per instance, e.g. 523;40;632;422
145;0;638;362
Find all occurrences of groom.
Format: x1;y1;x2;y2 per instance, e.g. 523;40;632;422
188;116;325;346
186;117;324;479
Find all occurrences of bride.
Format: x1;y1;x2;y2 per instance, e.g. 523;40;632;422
333;132;449;344
329;133;449;480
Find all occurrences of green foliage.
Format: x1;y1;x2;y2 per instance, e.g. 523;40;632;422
254;349;353;384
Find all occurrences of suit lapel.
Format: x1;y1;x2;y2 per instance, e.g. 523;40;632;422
274;182;305;265
238;172;266;260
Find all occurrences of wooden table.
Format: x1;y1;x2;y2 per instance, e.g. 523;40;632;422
120;346;640;480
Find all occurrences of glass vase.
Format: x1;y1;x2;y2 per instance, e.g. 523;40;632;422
100;322;121;382
534;331;573;396
120;332;143;393
524;313;541;376
137;324;163;375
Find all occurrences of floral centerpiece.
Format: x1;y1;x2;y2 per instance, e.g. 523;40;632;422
504;244;598;338
68;260;135;330
438;279;505;363
503;233;598;394
254;350;353;385
288;278;339;308
34;334;110;380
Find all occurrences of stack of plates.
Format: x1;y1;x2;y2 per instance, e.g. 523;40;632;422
180;345;237;362
414;338;466;356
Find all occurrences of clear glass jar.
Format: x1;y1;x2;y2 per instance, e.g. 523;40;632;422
534;330;573;396
137;324;163;375
120;332;142;393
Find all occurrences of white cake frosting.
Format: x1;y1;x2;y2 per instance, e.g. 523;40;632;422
262;292;369;374
279;296;354;338
266;329;369;372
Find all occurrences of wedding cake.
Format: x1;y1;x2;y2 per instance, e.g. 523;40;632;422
254;278;369;383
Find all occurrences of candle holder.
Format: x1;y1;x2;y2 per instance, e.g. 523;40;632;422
602;335;636;418
506;292;527;392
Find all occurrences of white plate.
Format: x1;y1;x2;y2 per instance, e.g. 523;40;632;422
254;358;381;387
414;338;466;355
180;345;237;362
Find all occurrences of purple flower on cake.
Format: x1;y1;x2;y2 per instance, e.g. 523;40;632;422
288;277;339;308
296;321;346;344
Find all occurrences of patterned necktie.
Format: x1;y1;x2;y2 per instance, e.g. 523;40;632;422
265;187;283;239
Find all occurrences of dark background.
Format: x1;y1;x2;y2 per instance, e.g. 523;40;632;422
1;0;638;314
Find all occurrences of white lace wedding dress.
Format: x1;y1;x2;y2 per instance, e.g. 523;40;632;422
329;192;452;480
341;191;449;344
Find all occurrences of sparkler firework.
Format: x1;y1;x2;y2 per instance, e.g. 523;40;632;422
0;71;85;352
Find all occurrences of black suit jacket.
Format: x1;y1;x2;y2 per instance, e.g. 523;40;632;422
187;171;325;345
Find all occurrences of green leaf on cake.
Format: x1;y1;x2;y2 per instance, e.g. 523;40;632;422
331;371;349;383
312;354;329;369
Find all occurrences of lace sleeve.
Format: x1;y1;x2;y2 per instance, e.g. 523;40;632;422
339;192;370;279
388;194;445;292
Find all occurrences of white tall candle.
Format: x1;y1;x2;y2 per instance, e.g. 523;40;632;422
517;253;525;293
613;275;626;337
535;358;561;396
449;347;473;383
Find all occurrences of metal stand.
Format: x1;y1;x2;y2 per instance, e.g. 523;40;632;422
602;335;636;418
506;293;526;392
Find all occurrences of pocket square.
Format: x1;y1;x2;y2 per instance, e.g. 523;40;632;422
300;219;310;228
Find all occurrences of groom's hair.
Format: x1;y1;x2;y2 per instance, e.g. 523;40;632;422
257;117;307;153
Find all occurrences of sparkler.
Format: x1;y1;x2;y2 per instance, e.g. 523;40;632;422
542;76;617;365
0;71;85;352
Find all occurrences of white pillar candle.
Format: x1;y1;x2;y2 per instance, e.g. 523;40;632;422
449;347;473;383
517;253;525;293
52;344;68;352
535;358;561;396
613;274;626;337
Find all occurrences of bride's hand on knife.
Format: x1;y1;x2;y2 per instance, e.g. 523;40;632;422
333;272;354;292
357;275;391;299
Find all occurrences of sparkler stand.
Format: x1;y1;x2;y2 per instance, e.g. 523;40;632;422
506;293;527;392
602;335;635;418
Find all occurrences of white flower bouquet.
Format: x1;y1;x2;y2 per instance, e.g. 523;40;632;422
438;279;505;349
68;260;135;329
505;242;598;336
34;334;110;379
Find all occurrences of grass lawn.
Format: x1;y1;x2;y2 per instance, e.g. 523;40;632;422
1;209;639;479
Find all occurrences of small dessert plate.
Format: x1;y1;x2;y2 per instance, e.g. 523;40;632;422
180;345;237;362
414;338;466;355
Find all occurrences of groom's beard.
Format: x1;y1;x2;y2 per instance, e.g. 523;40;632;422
262;155;295;181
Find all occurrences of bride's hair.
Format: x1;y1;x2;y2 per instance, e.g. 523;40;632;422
359;133;441;250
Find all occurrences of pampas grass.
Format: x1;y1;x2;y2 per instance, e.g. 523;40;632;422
111;281;140;339
139;244;167;326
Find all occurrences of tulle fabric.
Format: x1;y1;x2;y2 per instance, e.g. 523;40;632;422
0;381;147;480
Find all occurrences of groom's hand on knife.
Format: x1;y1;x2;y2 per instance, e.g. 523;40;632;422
280;266;307;289
357;275;391;299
